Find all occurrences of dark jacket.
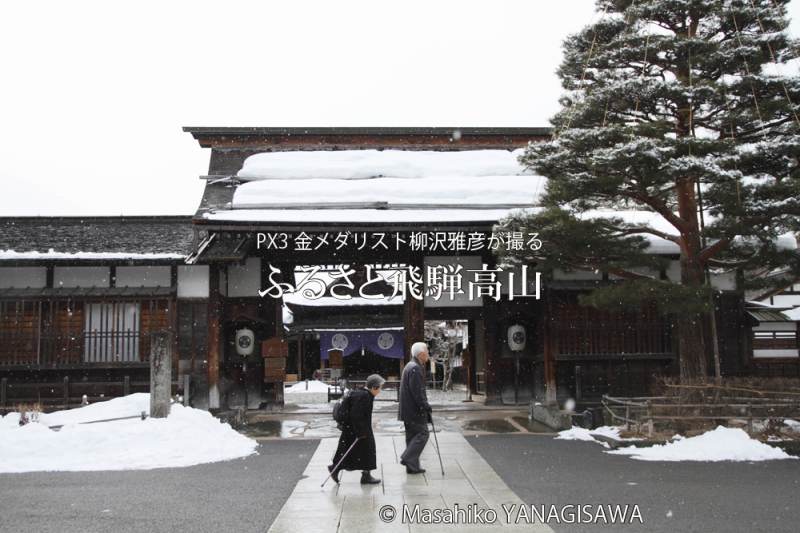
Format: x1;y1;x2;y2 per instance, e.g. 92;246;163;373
398;356;431;423
331;388;376;471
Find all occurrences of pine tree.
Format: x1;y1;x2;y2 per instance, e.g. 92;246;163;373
497;0;800;382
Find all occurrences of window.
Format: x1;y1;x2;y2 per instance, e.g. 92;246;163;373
83;302;141;362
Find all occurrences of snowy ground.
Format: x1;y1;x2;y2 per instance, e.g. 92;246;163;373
556;424;796;462
283;381;473;411
0;394;257;473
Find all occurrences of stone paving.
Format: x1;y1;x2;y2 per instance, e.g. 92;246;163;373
266;431;553;533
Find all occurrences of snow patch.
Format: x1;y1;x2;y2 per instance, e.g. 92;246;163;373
0;394;257;473
555;425;629;446
608;426;795;462
285;380;333;393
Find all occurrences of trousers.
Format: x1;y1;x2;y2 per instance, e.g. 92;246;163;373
400;420;429;470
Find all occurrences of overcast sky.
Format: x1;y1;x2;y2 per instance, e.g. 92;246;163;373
1;0;798;217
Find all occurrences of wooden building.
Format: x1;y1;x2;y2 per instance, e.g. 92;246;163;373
0;216;194;409
1;127;790;411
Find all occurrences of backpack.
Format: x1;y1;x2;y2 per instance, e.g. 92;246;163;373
332;390;352;430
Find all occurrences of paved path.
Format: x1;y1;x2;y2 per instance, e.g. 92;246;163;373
267;432;553;533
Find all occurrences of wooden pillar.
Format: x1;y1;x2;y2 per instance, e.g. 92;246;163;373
403;294;424;363
297;336;304;380
543;290;557;406
483;299;499;404
466;319;477;394
207;263;222;409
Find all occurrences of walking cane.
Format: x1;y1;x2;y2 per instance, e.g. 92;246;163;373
321;437;361;487
429;415;445;476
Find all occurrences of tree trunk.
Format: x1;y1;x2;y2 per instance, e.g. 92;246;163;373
677;230;708;383
676;310;707;382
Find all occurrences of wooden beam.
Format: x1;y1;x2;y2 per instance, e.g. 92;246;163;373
207;264;222;409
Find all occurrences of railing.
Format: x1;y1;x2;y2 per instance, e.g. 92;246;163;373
602;386;800;437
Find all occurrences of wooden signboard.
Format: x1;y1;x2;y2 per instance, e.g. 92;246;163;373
328;348;343;369
262;336;287;382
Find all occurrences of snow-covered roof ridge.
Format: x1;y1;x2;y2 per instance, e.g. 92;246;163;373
231;175;545;210
236;148;530;181
0;249;186;260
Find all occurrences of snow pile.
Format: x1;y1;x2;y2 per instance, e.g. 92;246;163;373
608;426;796;462
237;149;528;181
556;426;604;442
0;394;257;473
285;380;332;393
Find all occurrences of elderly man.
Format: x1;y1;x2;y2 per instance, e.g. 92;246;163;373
398;342;432;474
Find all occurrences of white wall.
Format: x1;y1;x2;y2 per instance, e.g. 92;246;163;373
771;294;800;308
227;257;261;298
0;266;47;288
53;266;110;287
177;265;209;298
115;266;171;287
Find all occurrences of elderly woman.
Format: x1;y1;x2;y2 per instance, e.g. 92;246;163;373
328;374;385;485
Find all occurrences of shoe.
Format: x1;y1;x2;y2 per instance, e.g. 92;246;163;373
406;467;426;474
327;464;340;484
360;473;381;484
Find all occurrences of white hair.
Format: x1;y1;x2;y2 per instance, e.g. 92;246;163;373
411;342;428;358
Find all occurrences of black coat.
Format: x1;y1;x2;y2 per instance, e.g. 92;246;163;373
331;388;376;472
398;357;431;424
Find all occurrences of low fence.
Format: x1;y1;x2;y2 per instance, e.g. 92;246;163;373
602;383;800;436
0;374;184;414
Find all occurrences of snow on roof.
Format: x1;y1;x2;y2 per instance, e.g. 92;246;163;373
203;208;523;224
199;149;546;224
0;249;186;260
236;149;528;181
574;210;798;255
232;175;544;209
576;209;681;254
283;292;403;307
784;307;800;321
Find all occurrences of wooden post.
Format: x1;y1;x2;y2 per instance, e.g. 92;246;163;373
1;377;7;408
150;331;173;418
543;291;557;406
462;347;473;401
63;376;69;409
123;375;131;397
207;264;222;409
183;374;191;406
483;299;499;403
403;289;424;363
